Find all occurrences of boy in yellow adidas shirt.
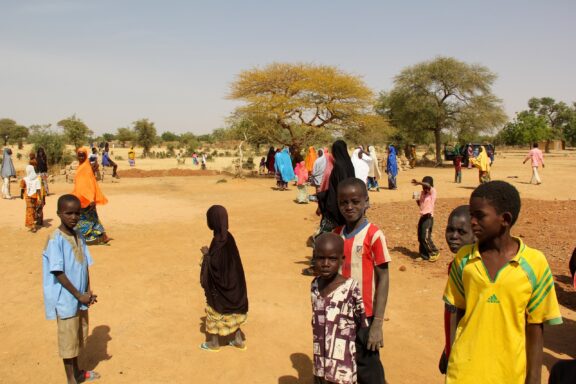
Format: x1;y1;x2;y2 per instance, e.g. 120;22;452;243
443;181;562;384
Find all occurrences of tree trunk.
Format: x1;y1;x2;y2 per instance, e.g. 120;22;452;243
434;127;442;165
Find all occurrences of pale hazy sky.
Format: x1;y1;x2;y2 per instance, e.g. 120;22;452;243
1;0;575;135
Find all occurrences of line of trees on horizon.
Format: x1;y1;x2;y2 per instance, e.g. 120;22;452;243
2;56;576;166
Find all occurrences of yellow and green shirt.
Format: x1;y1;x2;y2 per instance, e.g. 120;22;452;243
443;239;562;384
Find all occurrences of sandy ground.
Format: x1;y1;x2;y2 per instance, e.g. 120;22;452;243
0;149;575;383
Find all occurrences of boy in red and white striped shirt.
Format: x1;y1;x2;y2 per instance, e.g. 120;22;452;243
334;177;390;384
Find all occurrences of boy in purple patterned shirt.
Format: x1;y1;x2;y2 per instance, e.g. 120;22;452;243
311;233;368;384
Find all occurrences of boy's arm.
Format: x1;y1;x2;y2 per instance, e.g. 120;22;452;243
53;272;92;305
525;323;543;384
368;263;389;351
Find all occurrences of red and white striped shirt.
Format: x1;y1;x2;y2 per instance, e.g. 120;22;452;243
334;221;391;317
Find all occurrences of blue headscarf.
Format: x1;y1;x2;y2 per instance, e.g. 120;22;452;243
274;148;295;182
386;145;398;177
1;148;16;178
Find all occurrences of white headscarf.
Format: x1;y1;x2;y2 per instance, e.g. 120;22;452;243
368;146;381;178
24;165;42;197
351;148;372;184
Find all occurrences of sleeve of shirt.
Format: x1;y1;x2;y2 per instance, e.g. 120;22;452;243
371;228;391;265
526;254;562;325
45;235;64;272
443;253;466;310
431;187;437;202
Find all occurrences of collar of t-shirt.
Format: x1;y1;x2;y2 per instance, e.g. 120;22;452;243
342;219;369;239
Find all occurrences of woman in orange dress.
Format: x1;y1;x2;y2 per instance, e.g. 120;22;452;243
20;165;44;232
73;147;111;244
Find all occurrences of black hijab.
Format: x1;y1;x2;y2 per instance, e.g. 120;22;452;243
200;205;248;314
317;140;355;225
266;147;276;172
36;147;48;173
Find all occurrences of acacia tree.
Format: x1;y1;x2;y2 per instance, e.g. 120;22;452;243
229;63;375;146
0;118;28;147
133;119;157;157
116;127;136;147
378;57;506;164
58;115;93;149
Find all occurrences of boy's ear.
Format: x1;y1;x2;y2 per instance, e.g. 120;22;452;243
501;211;513;227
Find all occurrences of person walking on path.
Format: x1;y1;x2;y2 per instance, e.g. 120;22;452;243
523;143;545;185
1;148;16;199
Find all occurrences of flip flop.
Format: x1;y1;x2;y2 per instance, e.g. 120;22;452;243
228;341;247;351
77;370;100;382
199;342;220;352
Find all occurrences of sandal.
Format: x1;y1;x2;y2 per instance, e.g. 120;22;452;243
77;370;100;382
199;342;220;352
228;341;247;351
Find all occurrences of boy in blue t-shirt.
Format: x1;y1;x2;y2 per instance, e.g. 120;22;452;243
43;194;100;383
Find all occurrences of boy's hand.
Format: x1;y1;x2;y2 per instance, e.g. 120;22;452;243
411;179;419;185
201;246;209;256
367;321;384;351
78;292;92;305
89;292;98;305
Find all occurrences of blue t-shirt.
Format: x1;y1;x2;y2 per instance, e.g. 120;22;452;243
42;229;93;320
101;151;111;166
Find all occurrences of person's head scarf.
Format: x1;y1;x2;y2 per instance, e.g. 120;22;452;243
207;205;229;247
274;147;295;182
266;147;276;172
1;148;16;178
24;165;42;197
386;145;398;176
304;146;317;173
331;140;355;177
475;146;491;172
368;145;382;178
318;153;334;192
36;147;48;173
295;161;308;185
201;205;248;315
72;147;108;208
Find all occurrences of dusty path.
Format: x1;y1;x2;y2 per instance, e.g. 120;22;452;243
0;151;574;383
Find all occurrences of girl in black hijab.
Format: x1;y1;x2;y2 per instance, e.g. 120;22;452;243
200;205;248;351
317;139;355;229
36;147;49;195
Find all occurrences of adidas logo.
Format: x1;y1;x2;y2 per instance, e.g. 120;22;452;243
487;294;500;304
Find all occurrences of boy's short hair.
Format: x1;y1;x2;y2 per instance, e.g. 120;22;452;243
314;232;345;255
449;205;471;221
471;181;521;225
337;177;368;197
57;194;80;212
422;176;434;187
533;143;539;148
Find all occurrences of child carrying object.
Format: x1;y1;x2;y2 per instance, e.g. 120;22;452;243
412;176;439;262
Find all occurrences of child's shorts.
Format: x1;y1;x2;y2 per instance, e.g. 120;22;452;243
57;310;88;359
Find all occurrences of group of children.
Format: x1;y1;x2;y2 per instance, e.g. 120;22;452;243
40;158;566;383
310;178;563;384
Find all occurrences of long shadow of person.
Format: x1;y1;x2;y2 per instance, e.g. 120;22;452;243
278;352;313;384
80;325;112;371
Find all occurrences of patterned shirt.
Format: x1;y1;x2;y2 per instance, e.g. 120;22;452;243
334;221;391;317
443;239;562;384
311;277;368;384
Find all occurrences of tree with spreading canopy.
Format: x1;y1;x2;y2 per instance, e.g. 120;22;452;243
228;63;375;147
497;112;550;146
58;115;93;149
28;124;67;165
116;127;136;147
133;119;157;157
0;118;28;147
378;57;506;164
160;131;180;142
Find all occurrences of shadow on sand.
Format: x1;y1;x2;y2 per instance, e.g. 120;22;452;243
80;325;112;371
278;352;314;384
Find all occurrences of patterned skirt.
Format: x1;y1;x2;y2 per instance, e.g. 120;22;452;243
77;207;106;243
205;305;247;336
